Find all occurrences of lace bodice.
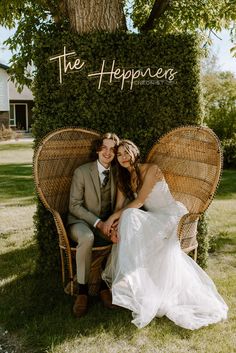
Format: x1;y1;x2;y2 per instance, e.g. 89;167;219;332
142;180;188;215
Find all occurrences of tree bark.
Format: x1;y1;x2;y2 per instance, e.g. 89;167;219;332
141;0;171;32
65;0;126;33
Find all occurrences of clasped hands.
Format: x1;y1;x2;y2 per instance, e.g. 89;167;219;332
97;212;120;244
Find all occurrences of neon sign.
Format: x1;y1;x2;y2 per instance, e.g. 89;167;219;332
50;46;178;90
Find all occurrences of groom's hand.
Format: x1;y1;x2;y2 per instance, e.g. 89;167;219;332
96;220;111;238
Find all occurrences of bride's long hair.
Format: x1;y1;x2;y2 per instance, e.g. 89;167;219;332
117;139;141;199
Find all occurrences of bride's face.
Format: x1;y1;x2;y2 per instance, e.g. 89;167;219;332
117;145;132;169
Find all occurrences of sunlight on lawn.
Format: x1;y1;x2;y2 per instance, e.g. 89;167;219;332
0;143;33;164
0;275;18;287
0;205;36;236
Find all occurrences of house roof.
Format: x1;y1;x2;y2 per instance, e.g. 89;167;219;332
0;63;9;70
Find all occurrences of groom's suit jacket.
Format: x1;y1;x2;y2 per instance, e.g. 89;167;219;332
67;160;117;227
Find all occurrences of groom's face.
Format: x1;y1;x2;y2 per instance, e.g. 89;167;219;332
97;138;116;168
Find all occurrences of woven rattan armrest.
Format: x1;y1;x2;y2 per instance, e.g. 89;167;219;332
49;209;74;286
52;208;112;295
51;210;71;249
177;212;201;260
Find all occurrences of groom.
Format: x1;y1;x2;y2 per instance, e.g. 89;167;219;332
67;132;119;317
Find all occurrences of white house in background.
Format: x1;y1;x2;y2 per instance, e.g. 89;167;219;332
0;63;34;131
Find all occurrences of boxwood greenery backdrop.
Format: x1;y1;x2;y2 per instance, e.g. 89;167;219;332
32;26;207;277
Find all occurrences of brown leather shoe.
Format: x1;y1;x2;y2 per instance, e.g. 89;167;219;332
73;294;88;317
100;289;116;309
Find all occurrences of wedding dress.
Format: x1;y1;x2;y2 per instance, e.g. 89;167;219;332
102;180;228;330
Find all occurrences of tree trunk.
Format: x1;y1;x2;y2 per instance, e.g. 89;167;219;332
140;0;171;32
65;0;126;33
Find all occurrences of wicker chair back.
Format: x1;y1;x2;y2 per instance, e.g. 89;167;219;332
33;127;111;296
34;127;99;216
147;125;222;213
147;126;223;258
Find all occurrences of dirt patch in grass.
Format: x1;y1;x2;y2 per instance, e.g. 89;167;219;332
0;205;36;238
0;326;28;353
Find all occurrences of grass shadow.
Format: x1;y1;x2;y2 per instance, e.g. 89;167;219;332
215;169;236;199
212;235;236;253
0;163;34;204
0;245;192;353
0;244;37;280
1;275;192;353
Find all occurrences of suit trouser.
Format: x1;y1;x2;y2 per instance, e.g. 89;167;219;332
68;222;94;284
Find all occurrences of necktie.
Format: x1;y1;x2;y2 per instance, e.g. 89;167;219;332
102;170;110;187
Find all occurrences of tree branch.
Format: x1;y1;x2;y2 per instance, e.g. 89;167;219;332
140;0;171;32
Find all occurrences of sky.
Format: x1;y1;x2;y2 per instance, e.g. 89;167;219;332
210;29;236;73
0;25;235;74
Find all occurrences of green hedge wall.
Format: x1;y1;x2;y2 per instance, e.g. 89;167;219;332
32;25;207;275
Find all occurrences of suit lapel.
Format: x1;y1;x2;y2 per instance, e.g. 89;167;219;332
90;161;101;207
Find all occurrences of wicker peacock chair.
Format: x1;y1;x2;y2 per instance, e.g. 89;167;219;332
34;125;222;296
33;127;112;296
146;125;223;260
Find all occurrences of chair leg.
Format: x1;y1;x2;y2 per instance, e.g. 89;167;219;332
60;248;65;285
67;254;75;296
70;279;74;296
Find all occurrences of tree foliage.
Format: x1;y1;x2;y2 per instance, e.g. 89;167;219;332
1;0;236;86
202;61;236;168
132;0;236;35
202;70;236;140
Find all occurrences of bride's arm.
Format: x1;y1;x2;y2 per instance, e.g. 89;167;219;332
104;165;163;233
114;187;126;212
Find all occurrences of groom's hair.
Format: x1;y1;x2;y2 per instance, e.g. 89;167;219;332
90;132;119;160
95;132;120;152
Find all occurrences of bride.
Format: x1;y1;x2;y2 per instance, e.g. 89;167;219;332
102;139;228;330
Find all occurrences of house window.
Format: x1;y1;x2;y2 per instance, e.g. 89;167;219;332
10;104;15;126
9;103;28;130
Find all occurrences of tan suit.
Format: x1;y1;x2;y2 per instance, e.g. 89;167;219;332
68;161;117;284
68;161;117;226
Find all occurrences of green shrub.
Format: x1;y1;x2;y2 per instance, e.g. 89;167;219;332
196;214;209;269
32;26;208;275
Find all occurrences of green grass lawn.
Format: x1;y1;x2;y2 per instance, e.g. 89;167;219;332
0;141;35;206
0;142;236;353
0;164;35;205
215;169;236;200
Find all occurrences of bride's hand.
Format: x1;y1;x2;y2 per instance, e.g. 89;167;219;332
110;228;119;244
103;213;120;235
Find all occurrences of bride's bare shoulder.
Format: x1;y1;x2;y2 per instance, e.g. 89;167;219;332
141;163;163;180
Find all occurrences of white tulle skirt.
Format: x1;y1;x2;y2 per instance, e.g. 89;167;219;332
102;208;228;330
